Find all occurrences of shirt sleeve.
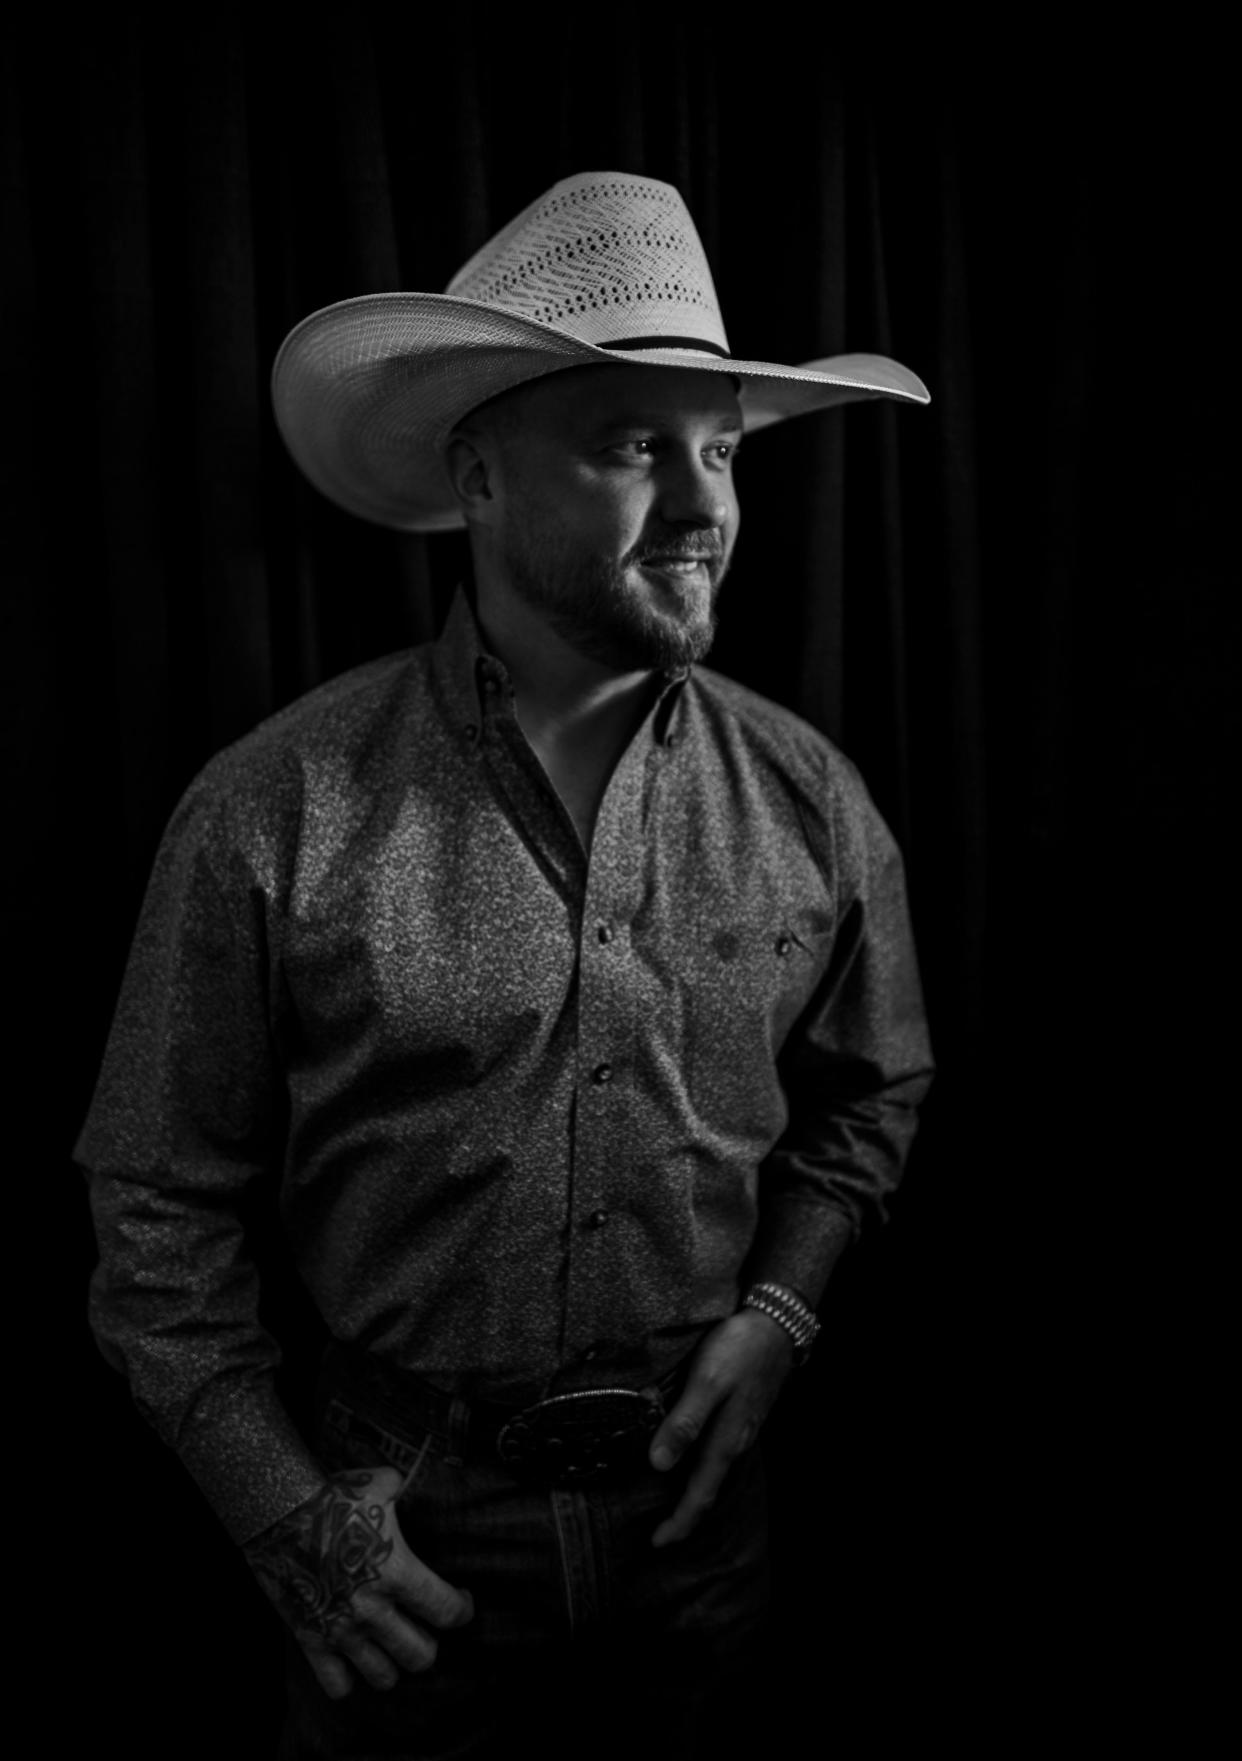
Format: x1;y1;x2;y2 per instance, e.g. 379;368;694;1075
746;760;935;1306
75;767;326;1543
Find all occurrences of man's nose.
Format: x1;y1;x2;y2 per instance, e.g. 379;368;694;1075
656;455;731;529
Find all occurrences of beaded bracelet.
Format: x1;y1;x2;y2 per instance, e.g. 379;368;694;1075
740;1281;822;1366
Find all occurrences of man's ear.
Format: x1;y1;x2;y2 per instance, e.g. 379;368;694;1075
444;430;499;524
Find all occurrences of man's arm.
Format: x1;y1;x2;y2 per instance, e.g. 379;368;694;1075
89;1152;474;1695
78;767;324;1538
80;767;475;1689
650;769;934;1539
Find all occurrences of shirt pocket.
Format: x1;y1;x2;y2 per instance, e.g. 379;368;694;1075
685;905;832;1131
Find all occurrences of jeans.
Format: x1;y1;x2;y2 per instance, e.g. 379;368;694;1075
278;1347;772;1760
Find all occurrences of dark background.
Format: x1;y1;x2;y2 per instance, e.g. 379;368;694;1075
5;18;1230;1753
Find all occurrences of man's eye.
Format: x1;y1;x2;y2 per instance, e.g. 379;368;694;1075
604;438;657;460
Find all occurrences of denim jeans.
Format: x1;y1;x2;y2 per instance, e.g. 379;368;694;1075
278;1348;772;1760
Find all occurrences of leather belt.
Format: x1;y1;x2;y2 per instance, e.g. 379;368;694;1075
321;1343;685;1490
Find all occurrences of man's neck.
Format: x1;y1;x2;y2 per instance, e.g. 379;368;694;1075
473;584;657;850
475;580;655;739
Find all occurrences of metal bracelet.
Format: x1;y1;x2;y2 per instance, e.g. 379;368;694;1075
740;1281;822;1364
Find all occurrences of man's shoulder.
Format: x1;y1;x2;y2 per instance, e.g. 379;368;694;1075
684;666;898;877
167;643;439;856
686;665;867;798
200;644;435;789
236;645;432;761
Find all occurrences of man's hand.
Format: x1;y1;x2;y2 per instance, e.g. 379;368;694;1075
648;1308;795;1548
243;1466;474;1699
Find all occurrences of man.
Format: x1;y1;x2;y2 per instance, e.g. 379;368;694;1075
78;172;934;1757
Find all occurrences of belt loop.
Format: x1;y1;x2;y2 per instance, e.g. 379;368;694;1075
445;1396;472;1467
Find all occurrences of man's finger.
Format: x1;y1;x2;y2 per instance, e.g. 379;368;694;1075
340;1630;404;1692
651;1427;735;1548
390;1553;475;1630
652;1404;760;1548
362;1601;441;1676
365;1465;405;1503
648;1375;722;1471
303;1640;355;1701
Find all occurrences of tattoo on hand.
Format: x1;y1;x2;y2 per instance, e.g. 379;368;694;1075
245;1472;395;1638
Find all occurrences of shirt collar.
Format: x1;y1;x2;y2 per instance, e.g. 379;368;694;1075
429;586;507;738
429;583;690;748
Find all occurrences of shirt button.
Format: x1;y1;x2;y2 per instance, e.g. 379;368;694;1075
775;934;792;956
583;1346;601;1361
464;724;479;743
597;924;614;945
587;1208;610;1230
592;1062;613;1085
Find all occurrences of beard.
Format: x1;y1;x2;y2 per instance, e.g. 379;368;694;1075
501;512;729;673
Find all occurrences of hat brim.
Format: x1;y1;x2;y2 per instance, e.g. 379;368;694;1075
272;292;930;533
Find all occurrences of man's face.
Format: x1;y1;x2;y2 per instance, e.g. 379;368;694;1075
479;365;742;671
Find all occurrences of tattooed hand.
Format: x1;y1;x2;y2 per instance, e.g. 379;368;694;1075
243;1467;474;1699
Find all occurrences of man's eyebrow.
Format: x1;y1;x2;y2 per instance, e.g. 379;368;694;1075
588;411;745;436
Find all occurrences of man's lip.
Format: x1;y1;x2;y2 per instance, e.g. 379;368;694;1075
637;553;716;567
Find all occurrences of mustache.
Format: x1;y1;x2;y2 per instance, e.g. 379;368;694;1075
627;534;726;565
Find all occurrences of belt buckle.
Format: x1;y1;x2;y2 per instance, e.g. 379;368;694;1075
495;1387;663;1487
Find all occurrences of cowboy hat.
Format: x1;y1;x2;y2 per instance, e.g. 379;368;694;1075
272;171;930;533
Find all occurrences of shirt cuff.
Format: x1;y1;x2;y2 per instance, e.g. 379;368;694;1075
744;1200;855;1309
175;1379;328;1544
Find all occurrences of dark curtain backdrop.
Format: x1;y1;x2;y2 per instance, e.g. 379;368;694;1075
4;18;1230;1754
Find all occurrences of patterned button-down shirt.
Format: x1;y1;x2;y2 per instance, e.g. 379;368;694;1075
77;588;933;1541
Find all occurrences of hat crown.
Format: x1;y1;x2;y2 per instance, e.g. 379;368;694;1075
446;171;731;356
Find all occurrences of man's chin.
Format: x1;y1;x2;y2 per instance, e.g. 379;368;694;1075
556;607;713;674
506;548;719;672
618;608;716;672
623;568;720;666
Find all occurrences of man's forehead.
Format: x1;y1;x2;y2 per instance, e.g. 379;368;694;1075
520;363;742;432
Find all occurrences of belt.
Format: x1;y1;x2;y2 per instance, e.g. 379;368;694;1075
321;1343;688;1491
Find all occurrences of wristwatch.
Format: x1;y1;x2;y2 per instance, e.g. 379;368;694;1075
740;1281;822;1366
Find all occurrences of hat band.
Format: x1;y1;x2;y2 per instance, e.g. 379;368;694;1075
599;335;731;359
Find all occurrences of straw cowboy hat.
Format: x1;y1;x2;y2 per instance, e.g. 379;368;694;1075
272;171;930;533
